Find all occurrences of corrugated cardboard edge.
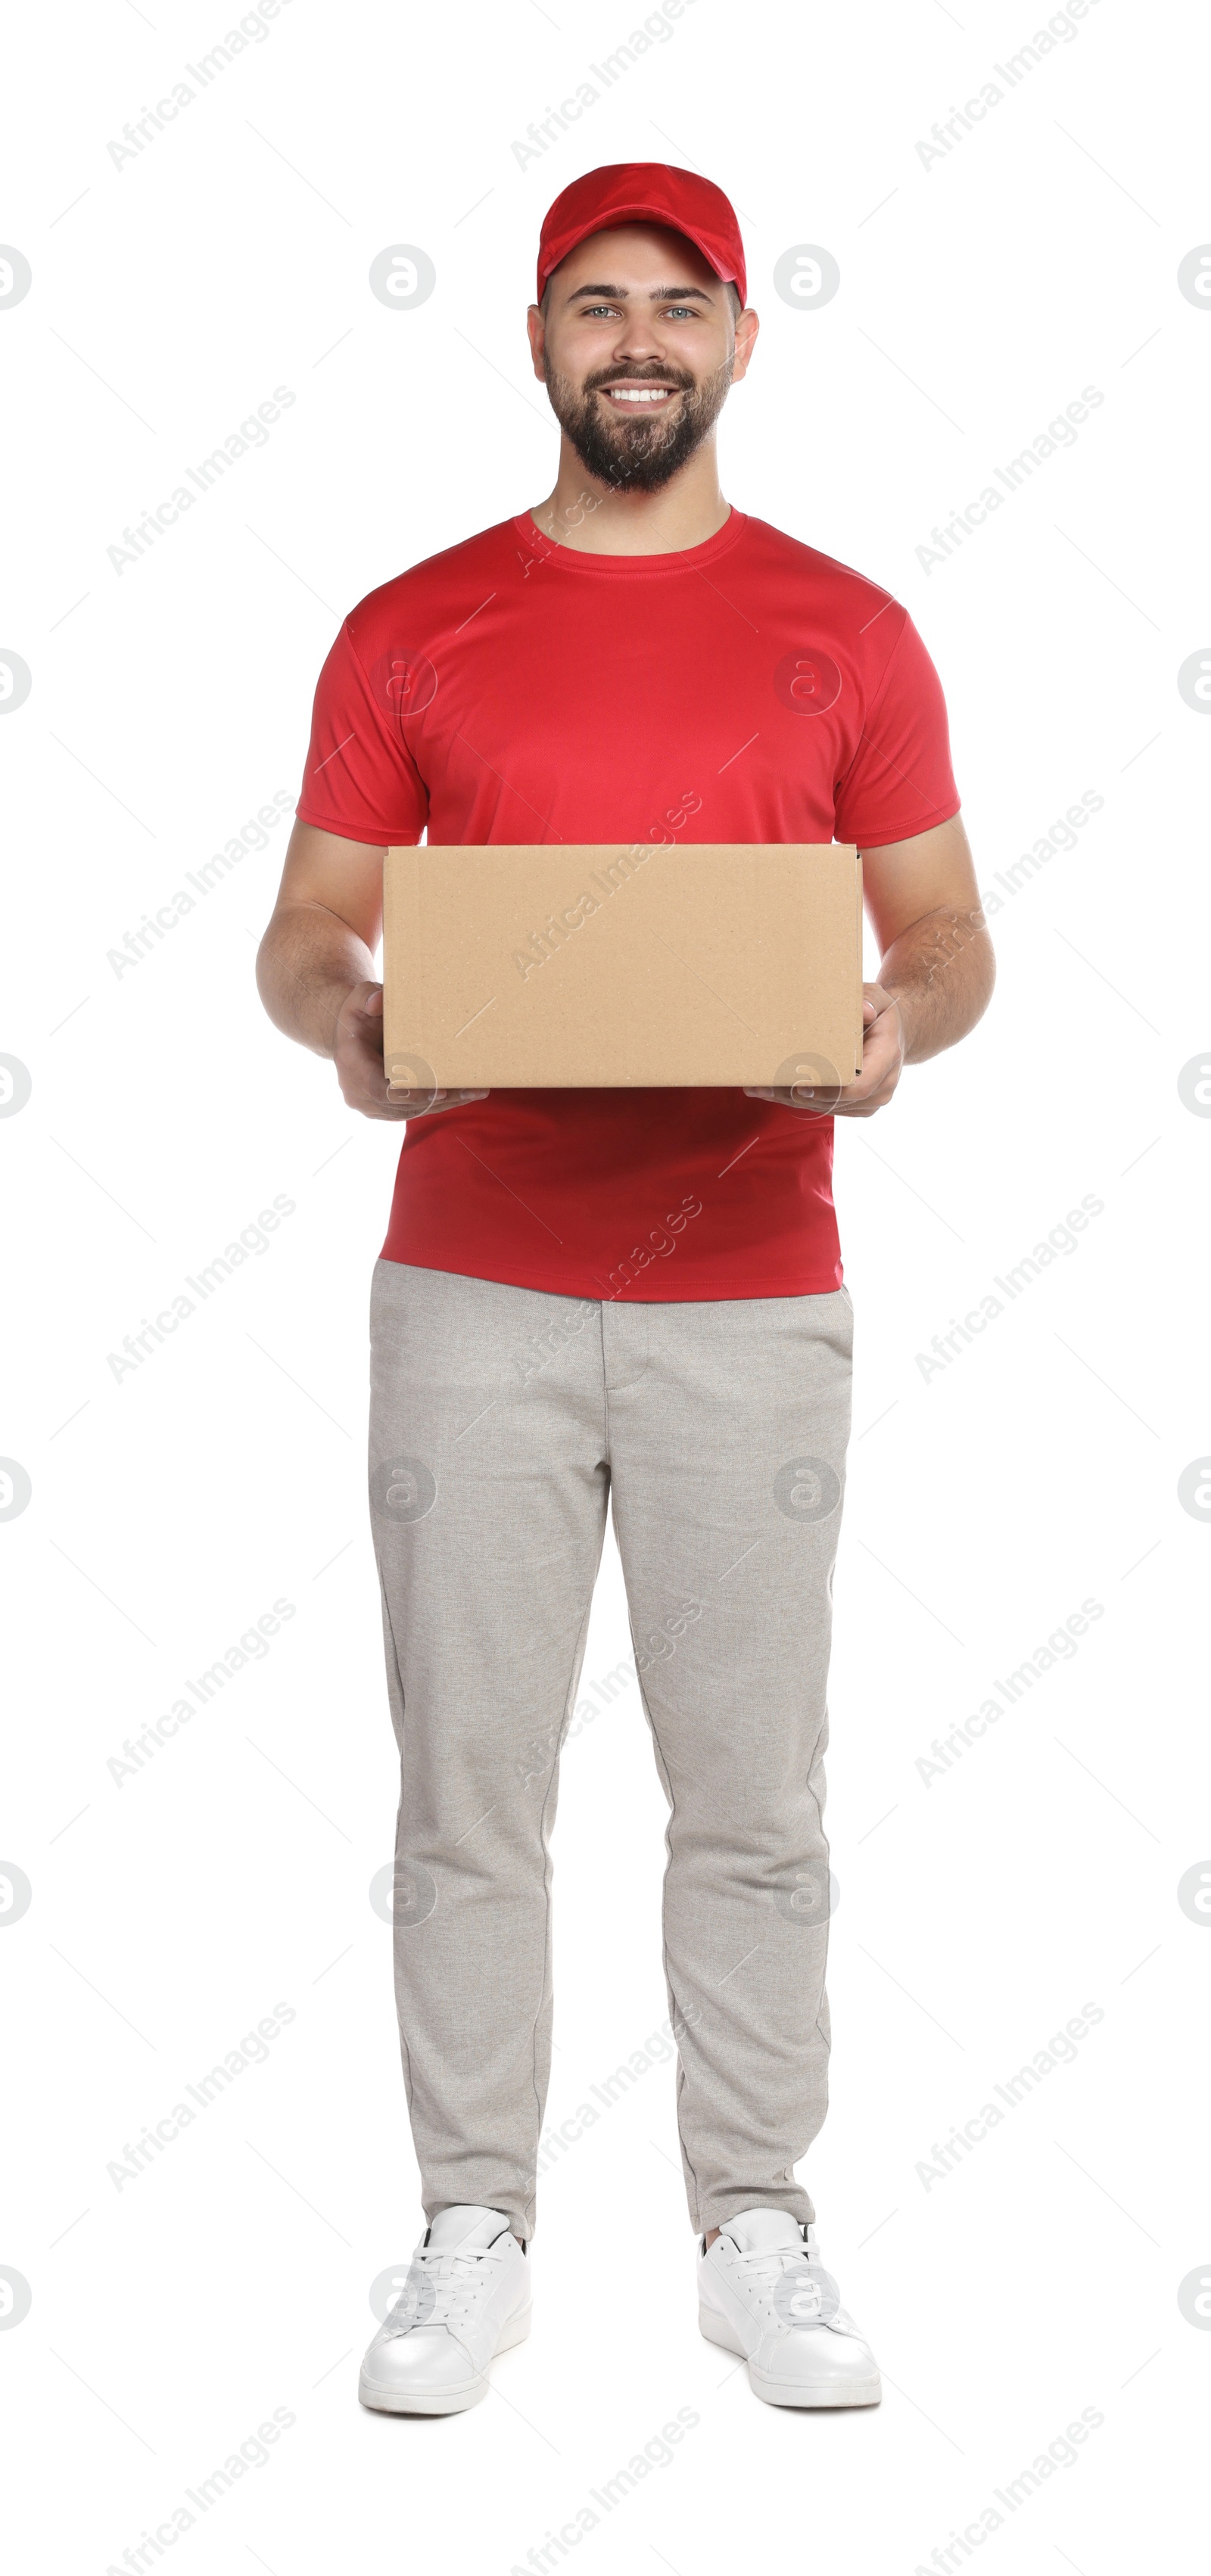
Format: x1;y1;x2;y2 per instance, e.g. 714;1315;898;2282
382;851;423;1087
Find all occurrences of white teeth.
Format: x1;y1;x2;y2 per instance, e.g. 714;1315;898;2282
606;386;673;403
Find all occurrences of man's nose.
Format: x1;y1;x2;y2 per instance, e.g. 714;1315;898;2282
609;325;668;366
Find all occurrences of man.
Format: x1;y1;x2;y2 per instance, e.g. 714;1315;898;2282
257;161;993;2416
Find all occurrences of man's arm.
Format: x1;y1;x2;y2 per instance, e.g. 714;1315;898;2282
255;821;486;1121
746;813;994;1118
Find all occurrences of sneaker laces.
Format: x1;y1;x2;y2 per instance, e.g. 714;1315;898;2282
383;2233;511;2338
728;2240;841;2330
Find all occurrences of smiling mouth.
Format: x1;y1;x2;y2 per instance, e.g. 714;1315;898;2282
598;383;680;406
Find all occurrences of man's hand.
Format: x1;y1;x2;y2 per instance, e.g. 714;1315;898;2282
744;818;995;1121
745;985;907;1119
256;826;490;1123
335;983;488;1123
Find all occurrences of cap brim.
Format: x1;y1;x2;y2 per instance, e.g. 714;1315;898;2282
540;205;736;294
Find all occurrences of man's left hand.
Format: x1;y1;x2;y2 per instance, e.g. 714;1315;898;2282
744;984;909;1118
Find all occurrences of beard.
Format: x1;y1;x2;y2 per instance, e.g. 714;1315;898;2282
542;353;734;495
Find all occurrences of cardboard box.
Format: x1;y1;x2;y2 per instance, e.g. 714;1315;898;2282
382;842;863;1089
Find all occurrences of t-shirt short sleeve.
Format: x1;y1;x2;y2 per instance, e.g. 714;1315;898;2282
833;609;960;850
295;619;429;846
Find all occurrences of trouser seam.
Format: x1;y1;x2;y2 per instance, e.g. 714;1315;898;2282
600;1308;614;1468
528;1507;609;2228
630;1656;705;2228
377;1570;417;2121
813;1771;833;2061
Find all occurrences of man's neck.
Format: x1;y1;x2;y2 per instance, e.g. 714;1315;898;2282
530;434;730;555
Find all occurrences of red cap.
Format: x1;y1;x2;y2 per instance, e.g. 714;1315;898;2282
537;162;746;309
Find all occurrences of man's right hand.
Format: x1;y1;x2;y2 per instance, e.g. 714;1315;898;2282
256;826;489;1120
334;982;488;1123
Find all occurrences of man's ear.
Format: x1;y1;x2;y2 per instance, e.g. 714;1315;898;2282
526;302;546;383
731;307;760;384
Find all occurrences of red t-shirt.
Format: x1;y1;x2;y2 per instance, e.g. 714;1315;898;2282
297;509;959;1300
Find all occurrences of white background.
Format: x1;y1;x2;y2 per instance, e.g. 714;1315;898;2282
2;0;1209;2568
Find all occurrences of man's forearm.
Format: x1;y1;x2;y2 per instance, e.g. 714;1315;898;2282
256;900;375;1057
877;905;995;1063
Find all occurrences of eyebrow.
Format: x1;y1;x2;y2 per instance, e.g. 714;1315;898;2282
564;280;717;303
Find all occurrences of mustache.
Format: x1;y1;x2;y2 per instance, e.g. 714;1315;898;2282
583;365;694;394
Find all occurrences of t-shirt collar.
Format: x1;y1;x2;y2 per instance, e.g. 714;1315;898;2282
514;506;746;577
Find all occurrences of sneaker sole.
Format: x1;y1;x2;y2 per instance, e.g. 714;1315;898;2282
358;2303;532;2416
698;2301;882;2408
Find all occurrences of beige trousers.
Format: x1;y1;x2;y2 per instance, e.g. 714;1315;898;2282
369;1258;853;2238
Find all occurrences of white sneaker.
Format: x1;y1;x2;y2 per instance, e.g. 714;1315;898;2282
359;2205;531;2414
699;2207;881;2407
